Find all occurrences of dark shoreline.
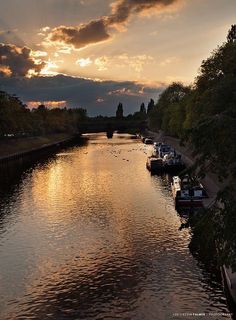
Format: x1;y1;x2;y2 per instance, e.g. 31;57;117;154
0;134;83;164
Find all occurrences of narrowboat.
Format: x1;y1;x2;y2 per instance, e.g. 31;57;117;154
171;175;206;208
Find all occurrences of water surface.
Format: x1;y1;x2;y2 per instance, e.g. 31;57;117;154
0;133;231;319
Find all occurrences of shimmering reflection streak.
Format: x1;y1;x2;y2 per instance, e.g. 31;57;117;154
0;133;230;320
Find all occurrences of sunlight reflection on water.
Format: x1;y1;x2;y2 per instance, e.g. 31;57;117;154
0;133;230;320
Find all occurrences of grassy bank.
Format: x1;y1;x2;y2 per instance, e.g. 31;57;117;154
0;133;74;159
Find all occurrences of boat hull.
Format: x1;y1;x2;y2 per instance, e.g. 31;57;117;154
163;163;185;173
175;198;203;208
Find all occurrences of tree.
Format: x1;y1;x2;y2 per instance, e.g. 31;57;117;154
227;24;236;43
148;26;236;269
116;102;123;119
0;91;88;137
183;28;236;270
147;99;155;114
149;82;190;135
139;102;146;114
0;91;32;137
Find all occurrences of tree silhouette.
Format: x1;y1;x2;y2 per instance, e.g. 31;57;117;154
0;91;87;137
227;24;236;43
116;102;123;119
139;102;146;114
147;99;155;114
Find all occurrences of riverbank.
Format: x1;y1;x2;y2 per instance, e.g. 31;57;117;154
0;133;79;162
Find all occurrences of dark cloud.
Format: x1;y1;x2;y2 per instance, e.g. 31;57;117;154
0;74;164;116
50;19;110;49
48;0;180;49
109;0;177;24
0;43;45;77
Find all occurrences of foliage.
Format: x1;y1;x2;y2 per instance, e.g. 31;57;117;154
0;91;87;138
149;25;236;269
149;82;191;135
227;24;236;43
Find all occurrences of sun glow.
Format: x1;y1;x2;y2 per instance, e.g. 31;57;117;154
76;57;92;67
27;101;67;109
40;59;61;76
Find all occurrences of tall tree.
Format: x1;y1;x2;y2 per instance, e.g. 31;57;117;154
227;24;236;43
116;102;123;119
149;82;190;134
147;99;155;114
139;102;146;114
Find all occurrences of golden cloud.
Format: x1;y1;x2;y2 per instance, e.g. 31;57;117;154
76;57;92;67
27;100;67;109
94;54;153;73
47;0;182;49
48;19;110;50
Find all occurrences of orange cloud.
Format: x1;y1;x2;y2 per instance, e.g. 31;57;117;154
27;101;67;109
108;87;142;96
94;54;153;74
47;0;182;49
0;65;12;76
30;50;48;58
48;19;110;50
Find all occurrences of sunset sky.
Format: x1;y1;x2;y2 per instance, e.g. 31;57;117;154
0;0;235;115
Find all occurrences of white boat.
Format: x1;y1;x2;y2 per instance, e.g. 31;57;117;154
171;175;205;208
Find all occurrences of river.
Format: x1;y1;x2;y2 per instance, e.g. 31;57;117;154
0;133;231;319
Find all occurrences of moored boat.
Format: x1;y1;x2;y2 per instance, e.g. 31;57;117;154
162;152;185;171
156;144;172;158
171;175;206;208
144;138;153;145
146;156;163;172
